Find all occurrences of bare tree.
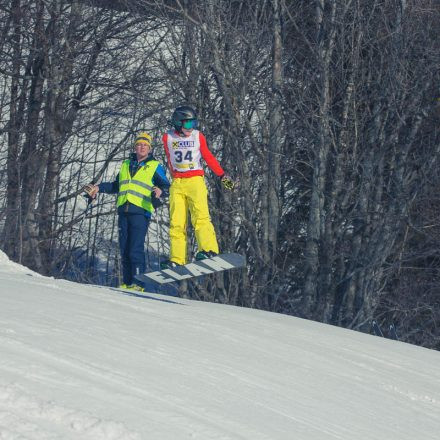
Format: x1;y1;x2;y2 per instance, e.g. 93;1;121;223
282;0;440;330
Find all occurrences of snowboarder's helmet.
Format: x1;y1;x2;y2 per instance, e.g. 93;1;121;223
171;106;198;131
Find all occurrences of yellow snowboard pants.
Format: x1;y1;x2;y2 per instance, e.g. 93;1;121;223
169;176;219;265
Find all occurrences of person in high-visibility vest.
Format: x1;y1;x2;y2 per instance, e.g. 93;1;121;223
84;132;170;291
160;106;235;269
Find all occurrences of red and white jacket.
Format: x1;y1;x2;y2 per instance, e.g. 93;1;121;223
162;130;224;179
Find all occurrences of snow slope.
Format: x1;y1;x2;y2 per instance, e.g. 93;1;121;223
0;250;439;439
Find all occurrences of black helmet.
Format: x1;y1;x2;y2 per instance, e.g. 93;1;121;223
171;105;198;131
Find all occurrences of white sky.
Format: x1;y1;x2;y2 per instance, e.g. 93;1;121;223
0;250;439;439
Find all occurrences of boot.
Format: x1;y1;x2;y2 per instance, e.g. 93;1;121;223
195;250;218;261
160;260;182;270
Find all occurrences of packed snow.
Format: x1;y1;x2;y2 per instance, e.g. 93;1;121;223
0;250;439;439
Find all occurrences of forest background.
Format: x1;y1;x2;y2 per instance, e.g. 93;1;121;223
0;0;439;349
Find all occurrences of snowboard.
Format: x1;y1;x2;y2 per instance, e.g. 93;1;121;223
135;252;246;285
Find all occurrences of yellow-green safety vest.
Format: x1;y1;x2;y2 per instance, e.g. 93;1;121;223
117;159;159;213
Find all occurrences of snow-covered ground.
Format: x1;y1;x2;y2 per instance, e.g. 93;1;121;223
0;251;439;439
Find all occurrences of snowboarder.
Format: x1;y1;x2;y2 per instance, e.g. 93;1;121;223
160;105;235;269
83;131;170;292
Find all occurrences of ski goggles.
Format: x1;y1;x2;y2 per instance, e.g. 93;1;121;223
181;119;198;129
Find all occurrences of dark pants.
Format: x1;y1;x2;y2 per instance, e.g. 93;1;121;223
118;212;150;286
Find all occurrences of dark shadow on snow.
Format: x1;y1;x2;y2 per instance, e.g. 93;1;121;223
107;287;184;304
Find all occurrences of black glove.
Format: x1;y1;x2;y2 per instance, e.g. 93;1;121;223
221;174;236;191
151;191;163;209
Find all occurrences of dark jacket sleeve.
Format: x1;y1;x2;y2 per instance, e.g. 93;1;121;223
98;174;119;194
152;164;170;198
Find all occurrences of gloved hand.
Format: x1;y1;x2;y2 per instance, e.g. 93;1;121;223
151;191;163;209
221;174;236;191
83;183;99;199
